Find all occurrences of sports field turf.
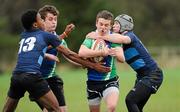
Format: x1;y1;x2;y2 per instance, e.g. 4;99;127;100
0;66;179;111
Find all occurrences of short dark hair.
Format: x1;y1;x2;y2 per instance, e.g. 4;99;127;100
96;10;114;25
21;10;37;30
38;5;59;20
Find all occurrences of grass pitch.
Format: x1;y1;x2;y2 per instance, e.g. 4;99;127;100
0;66;179;112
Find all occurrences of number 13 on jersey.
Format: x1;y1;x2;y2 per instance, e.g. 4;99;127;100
18;37;36;53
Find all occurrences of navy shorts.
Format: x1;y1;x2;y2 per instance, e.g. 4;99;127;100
46;76;65;106
136;67;163;93
87;76;119;100
8;73;50;100
29;75;65;106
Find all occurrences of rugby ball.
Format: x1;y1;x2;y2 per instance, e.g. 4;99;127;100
91;39;106;63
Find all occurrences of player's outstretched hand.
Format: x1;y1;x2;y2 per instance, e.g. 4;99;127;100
59;23;75;39
64;23;75;36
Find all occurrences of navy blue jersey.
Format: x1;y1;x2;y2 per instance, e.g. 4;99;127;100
40;47;57;78
40;39;67;78
123;31;158;75
13;29;61;75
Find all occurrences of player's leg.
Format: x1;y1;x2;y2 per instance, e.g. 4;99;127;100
3;74;26;112
45;76;67;112
103;77;119;112
28;76;65;111
125;82;152;112
37;90;60;112
103;87;119;112
27;74;60;112
29;95;44;110
88;97;101;112
137;93;151;111
136;67;163;111
87;81;102;112
2;97;19;112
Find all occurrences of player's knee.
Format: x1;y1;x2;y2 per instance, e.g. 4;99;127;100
107;104;116;112
107;106;116;112
53;105;61;112
44;106;54;111
59;106;67;112
45;104;60;112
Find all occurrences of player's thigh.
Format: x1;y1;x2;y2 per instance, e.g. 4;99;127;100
47;76;64;88
47;76;66;106
126;82;151;103
87;83;102;107
103;76;119;105
27;74;51;100
103;86;119;107
8;74;28;99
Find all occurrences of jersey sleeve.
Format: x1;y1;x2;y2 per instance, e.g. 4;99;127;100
125;32;135;42
44;32;62;48
60;39;68;48
111;43;122;48
82;38;93;49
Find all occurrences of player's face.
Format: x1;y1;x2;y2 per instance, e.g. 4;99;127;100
44;13;57;33
96;18;111;36
113;21;120;33
36;13;45;30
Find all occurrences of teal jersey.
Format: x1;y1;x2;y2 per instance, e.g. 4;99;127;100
61;39;68;48
82;38;122;81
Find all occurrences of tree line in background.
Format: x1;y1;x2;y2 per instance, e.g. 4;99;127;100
0;0;180;50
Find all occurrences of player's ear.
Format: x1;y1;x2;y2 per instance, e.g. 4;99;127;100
33;23;38;28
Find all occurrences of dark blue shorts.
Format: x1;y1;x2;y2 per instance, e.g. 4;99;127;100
8;73;50;99
46;76;65;106
136;67;163;93
29;75;65;107
87;76;119;100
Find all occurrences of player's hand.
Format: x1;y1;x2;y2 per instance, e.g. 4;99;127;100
101;45;116;57
86;32;108;40
47;45;53;49
101;45;109;56
108;48;117;56
86;32;98;39
64;23;75;36
45;53;60;62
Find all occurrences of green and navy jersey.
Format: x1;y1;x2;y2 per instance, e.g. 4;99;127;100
40;38;67;79
123;31;158;75
13;29;61;75
82;38;122;81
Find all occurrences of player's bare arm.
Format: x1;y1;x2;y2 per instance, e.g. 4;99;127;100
78;45;115;58
86;32;131;44
114;47;125;63
56;45;111;73
62;53;82;67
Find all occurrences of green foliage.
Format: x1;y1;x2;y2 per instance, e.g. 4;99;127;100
0;17;8;32
0;0;180;72
1;0;180;49
0;33;19;48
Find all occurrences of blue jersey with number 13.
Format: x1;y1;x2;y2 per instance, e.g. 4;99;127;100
13;29;61;75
